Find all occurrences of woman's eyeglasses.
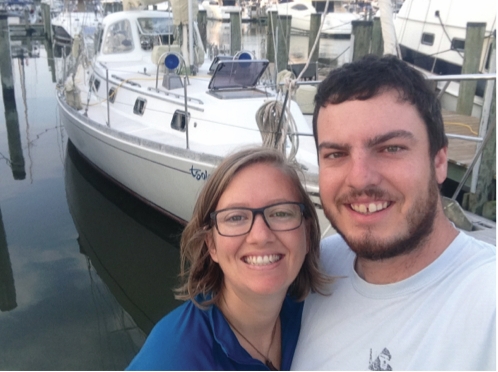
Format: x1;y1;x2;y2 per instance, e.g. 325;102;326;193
210;202;305;237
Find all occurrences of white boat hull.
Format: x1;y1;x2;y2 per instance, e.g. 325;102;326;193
59;93;212;222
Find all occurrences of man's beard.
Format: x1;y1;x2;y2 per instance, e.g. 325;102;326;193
323;170;440;261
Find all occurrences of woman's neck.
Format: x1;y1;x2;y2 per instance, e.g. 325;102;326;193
218;288;284;369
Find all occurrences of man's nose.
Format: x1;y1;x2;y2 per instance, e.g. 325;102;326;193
345;152;381;190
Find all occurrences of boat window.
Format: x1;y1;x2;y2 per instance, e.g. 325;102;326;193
171;110;189;132
291;4;308;11
133;98;147;115
421;33;434;46
108;87;117;103
93;78;100;92
451;38;465;52
137;17;175;49
102;19;134;54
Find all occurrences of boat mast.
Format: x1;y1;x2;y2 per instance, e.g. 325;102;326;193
188;0;194;72
378;0;398;56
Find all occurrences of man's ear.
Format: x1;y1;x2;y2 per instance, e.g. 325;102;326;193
434;146;448;184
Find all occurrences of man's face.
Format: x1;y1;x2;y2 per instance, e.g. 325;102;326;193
317;90;447;260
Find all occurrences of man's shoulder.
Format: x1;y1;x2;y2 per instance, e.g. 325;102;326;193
320;234;355;275
454;231;496;269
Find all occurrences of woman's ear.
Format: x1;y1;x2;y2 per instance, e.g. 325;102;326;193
206;231;219;263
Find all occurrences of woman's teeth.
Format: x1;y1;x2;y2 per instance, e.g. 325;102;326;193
244;254;282;266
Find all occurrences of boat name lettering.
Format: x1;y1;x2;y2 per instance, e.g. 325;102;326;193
190;165;208;181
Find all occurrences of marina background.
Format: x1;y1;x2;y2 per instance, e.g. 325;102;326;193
0;0;496;369
0;17;350;370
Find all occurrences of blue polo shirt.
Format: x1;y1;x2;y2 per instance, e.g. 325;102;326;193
126;295;304;370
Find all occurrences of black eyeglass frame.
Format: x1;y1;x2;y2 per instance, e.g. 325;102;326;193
210;202;306;237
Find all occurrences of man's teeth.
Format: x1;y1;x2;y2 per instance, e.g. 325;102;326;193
351;202;389;214
244;254;282;266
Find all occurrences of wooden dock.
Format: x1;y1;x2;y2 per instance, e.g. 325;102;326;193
443;109;481;168
441;109;494;188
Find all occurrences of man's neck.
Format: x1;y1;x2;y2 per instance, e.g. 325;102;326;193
354;217;459;284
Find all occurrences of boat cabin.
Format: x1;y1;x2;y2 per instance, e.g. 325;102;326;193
94;10;175;62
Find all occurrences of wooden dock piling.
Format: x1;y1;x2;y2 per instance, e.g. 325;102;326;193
457;22;486;116
308;13;321;62
371;17;383;56
41;2;52;41
351;20;373;61
230;11;241;55
197;10;207;51
276;15;291;73
266;11;278;63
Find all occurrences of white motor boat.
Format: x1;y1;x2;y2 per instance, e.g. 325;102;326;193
201;0;250;22
394;0;496;117
266;0;362;37
51;11;104;45
57;6;332;234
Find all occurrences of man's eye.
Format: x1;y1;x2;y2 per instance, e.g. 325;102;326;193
323;151;345;159
384;146;403;153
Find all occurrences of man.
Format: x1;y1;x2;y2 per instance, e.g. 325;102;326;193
291;55;496;370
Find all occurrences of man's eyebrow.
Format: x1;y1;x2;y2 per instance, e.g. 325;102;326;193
317;142;350;152
367;130;415;148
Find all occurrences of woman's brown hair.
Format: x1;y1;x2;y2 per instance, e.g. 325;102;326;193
175;147;330;307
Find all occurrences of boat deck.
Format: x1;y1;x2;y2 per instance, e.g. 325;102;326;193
443;109;482;168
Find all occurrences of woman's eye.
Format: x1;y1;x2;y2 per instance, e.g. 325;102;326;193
222;212;249;224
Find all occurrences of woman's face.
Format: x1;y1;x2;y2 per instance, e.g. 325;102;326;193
207;162;308;300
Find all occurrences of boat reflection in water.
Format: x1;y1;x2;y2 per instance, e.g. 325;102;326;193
64;140;184;337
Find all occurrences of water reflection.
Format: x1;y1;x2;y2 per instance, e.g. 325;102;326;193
65;141;185;336
0;208;16;311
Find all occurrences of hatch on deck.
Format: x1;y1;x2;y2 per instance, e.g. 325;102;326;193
207;60;271;99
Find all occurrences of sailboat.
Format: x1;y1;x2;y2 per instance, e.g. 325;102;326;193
57;0;332;235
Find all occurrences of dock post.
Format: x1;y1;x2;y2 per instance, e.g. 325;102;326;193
266;11;278;63
308;13;321;62
0;12;26;180
197;9;207;51
456;22;486;116
371;17;384;56
351;20;373;61
276;15;291;73
41;2;52;41
230;11;241;55
468;38;496;218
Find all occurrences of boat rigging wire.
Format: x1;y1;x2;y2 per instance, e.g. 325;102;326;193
435;10;464;59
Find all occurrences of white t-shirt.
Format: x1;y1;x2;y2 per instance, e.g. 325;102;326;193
292;232;496;370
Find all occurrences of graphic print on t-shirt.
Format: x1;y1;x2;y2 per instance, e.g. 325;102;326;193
368;347;392;371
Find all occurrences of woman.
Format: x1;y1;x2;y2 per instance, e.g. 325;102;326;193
127;147;330;370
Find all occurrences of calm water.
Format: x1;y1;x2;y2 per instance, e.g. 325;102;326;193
0;21;349;370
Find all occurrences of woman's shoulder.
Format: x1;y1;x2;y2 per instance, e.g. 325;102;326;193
127;299;216;370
